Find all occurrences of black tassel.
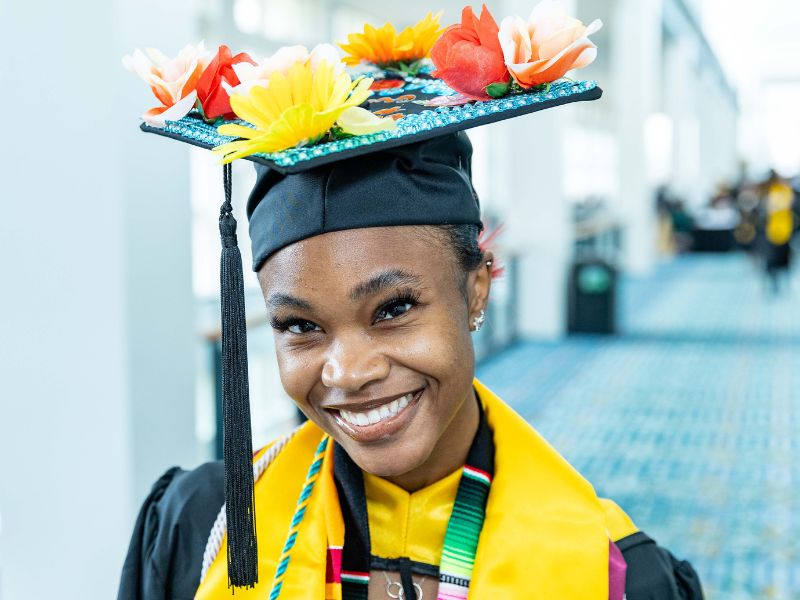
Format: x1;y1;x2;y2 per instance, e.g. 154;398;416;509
219;163;258;588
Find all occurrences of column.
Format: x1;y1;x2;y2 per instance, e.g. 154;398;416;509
0;0;198;598
611;0;663;273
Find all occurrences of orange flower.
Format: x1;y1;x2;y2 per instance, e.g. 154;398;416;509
340;12;443;68
499;0;601;88
430;4;509;100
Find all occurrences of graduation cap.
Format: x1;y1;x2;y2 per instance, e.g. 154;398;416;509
125;3;602;589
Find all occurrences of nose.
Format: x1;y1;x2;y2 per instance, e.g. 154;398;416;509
321;331;390;392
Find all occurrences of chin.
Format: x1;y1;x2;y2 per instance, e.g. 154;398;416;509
342;435;435;479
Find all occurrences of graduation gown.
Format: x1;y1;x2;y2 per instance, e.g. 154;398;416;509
118;384;703;600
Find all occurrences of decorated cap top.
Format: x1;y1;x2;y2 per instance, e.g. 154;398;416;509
125;1;603;173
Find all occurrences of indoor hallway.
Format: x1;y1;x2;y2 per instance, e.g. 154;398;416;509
477;254;800;599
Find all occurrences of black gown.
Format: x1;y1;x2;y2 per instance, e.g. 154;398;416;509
118;462;704;600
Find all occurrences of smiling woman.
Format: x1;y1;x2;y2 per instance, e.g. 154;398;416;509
118;6;703;600
260;225;487;492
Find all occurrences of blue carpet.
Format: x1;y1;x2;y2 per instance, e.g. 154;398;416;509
476;254;800;600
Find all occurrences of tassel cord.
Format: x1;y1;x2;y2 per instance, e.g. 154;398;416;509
219;162;259;588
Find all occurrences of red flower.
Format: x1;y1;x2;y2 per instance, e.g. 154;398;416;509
431;4;510;100
196;45;255;120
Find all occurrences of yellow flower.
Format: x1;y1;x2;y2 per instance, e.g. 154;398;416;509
213;59;373;162
339;11;444;68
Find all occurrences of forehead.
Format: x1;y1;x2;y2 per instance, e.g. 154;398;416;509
259;226;452;293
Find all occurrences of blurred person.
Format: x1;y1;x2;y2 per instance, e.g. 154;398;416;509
669;199;695;253
733;183;760;250
759;170;795;293
118;4;702;600
656;186;676;255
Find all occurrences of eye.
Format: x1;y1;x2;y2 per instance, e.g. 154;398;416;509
375;295;418;322
271;317;321;335
287;320;321;334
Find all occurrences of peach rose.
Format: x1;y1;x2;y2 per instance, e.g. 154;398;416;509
123;42;211;127
499;0;602;88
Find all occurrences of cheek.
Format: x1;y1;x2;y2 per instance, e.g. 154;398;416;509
394;308;474;379
273;341;321;409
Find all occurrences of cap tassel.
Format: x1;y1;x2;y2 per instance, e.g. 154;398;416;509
219;163;258;588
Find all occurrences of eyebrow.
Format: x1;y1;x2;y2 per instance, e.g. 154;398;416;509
348;269;422;302
266;269;422;311
265;292;313;311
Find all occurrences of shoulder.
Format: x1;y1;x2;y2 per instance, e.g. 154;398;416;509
157;460;225;526
600;499;703;599
118;461;224;600
616;532;704;600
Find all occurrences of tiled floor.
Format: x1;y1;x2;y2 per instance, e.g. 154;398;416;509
476;254;800;600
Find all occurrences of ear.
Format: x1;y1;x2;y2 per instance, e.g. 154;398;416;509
466;250;494;328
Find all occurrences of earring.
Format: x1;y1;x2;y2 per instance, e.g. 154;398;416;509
472;309;486;332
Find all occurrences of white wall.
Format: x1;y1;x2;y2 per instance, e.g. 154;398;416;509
0;0;199;598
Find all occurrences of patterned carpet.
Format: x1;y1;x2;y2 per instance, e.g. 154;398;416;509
476;254;800;600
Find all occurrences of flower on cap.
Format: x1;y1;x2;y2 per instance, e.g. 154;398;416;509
195;45;256;120
430;5;509;101
224;44;344;97
123;42;211;128
499;0;602;88
336;106;398;135
214;53;394;162
339;12;443;74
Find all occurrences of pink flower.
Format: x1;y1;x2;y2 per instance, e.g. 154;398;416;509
499;0;601;88
223;44;344;97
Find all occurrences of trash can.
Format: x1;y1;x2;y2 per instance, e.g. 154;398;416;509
568;258;616;334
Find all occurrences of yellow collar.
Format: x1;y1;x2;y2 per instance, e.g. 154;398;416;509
363;467;461;566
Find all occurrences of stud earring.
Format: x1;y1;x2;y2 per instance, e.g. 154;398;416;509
472;309;486;332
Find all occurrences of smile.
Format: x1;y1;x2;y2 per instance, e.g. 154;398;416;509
328;387;425;442
340;393;412;426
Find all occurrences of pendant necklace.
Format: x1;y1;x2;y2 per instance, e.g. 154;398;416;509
382;571;424;599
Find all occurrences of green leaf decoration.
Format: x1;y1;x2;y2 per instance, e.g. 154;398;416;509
385;58;425;77
485;80;511;99
328;126;356;141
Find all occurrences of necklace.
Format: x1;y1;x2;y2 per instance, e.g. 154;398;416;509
382;571;424;599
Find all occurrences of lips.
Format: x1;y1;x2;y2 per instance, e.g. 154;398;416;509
327;387;425;443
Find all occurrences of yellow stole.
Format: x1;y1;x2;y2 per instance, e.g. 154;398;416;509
196;379;637;599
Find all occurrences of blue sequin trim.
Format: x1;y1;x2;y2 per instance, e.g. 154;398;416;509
161;79;598;169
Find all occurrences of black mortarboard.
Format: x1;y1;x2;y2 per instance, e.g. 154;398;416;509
128;18;603;590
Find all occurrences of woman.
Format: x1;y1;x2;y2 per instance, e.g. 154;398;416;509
119;6;703;599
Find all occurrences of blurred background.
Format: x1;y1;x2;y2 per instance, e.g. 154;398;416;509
1;0;798;598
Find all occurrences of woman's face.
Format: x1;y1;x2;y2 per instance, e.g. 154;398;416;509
258;226;491;486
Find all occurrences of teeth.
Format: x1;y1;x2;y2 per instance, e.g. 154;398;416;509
399;394;410;409
367;408;381;425
338;392;417;427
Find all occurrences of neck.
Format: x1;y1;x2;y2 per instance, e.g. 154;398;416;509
385;387;480;492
